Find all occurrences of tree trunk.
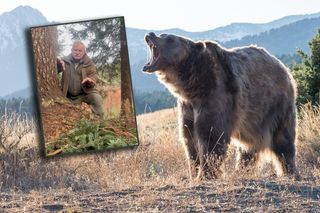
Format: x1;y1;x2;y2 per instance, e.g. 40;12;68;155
31;26;91;146
120;18;134;119
31;26;63;103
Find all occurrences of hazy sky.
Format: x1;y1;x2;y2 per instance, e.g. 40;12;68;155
2;0;320;31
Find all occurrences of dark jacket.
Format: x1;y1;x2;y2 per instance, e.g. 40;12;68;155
59;54;98;97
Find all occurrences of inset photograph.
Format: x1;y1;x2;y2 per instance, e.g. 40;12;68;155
30;17;138;157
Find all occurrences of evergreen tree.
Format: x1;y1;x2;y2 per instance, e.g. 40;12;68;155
67;18;121;75
31;26;63;101
68;17;134;119
293;29;320;105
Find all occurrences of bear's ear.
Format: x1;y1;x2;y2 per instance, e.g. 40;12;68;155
195;42;205;52
205;41;227;61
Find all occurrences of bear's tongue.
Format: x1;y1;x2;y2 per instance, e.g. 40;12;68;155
143;45;160;72
150;45;159;63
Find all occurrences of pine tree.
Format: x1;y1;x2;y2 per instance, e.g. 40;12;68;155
67;17;134;120
293;29;320;105
31;26;63;102
119;17;134;119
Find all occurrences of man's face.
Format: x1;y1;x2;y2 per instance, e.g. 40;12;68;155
71;44;85;61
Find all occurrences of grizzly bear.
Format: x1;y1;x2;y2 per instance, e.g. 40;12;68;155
143;32;299;180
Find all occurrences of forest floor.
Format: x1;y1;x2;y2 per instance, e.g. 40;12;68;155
40;86;138;157
41;102;93;143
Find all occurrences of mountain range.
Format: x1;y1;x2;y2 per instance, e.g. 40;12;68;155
1;87;31;100
224;17;320;54
0;6;48;97
0;6;319;97
127;17;320;92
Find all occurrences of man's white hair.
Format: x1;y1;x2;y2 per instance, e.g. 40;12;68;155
72;41;86;51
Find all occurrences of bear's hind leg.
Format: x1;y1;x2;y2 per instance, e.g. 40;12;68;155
271;123;299;179
236;147;258;171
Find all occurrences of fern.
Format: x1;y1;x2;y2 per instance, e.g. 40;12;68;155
47;117;138;155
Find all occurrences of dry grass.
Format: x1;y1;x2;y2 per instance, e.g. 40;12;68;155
296;104;320;169
0;108;187;192
55;108;187;190
0;104;319;211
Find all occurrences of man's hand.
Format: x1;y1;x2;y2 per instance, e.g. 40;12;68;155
82;77;96;88
57;58;65;71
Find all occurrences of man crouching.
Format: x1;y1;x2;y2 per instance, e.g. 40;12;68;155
57;41;104;118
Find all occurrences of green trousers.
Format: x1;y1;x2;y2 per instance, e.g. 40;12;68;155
67;93;104;117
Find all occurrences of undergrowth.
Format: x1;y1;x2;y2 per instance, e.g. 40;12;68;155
46;117;138;155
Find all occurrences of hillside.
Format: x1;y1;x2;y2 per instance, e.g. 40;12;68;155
224;17;320;55
1;106;319;211
0;87;32;99
127;11;320;64
129;17;320;93
0;6;48;97
1;6;319;97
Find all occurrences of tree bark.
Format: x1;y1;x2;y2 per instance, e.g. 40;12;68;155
119;18;134;119
31;26;63;103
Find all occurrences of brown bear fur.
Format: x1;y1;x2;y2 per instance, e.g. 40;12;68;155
143;32;298;180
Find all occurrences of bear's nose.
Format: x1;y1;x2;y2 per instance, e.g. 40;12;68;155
145;32;157;43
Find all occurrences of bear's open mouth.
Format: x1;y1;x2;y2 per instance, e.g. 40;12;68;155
143;35;160;72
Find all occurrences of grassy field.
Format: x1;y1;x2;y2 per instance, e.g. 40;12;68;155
0;105;319;212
